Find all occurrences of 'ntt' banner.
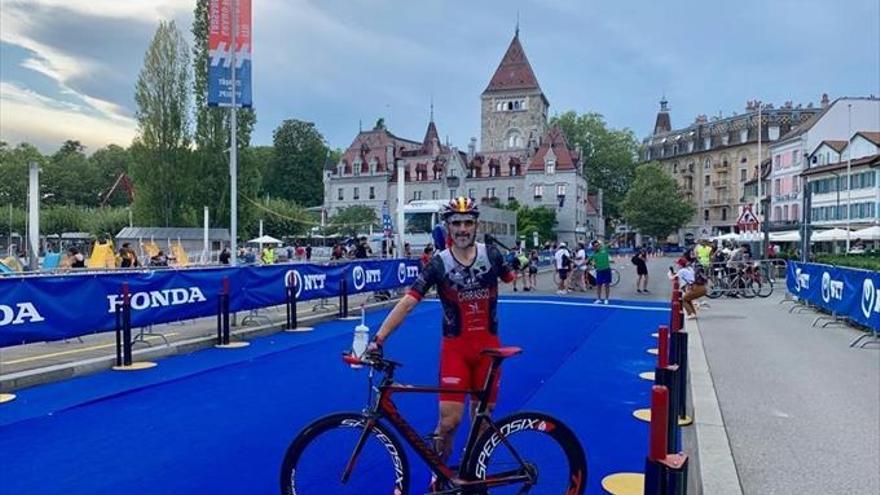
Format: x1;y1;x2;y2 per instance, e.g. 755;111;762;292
786;261;880;330
0;260;420;347
207;0;252;107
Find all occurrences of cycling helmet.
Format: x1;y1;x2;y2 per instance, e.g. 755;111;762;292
442;197;480;221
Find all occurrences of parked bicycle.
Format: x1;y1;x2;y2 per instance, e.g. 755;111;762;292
280;347;587;494
705;262;773;299
554;267;621;290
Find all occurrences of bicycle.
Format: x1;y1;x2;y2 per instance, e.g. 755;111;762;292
280;347;587;494
553;266;620;290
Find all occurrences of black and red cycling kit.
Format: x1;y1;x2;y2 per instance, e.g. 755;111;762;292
407;242;515;403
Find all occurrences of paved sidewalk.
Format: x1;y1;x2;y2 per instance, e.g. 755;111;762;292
692;292;879;494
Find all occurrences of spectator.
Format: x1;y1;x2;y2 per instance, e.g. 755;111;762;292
431;222;448;251
261;246;275;264
119;242;139;268
589;240;612;304
219;247;231;265
296;245;306;260
669;257;707;319
244;248;257;264
420;244;434;267
632;249;649;293
287;245;294;261
404;242;412;258
331;243;344;260
528;249;539;291
553;242;571;295
67;247;86;268
354;237;371;259
150;250;169;267
305;244;312;261
571;242;588;292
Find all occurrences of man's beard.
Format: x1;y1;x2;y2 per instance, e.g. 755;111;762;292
453;231;475;248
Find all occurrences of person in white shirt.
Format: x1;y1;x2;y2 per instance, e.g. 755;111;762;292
554;243;572;295
668;257;707;319
571;242;588;292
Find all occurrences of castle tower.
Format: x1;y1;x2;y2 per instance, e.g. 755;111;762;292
480;31;549;153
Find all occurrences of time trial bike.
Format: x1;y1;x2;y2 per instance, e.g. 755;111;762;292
279;346;587;494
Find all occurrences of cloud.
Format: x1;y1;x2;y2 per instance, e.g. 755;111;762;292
0;82;136;152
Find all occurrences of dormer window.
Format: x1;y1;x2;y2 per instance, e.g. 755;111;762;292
545;159;556;175
353;159;362;176
740;129;748;143
703;137;711;149
369;157;378;175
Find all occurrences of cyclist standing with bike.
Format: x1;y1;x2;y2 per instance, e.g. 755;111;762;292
370;196;516;483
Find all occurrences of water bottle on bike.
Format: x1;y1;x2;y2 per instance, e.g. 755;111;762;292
350;306;369;369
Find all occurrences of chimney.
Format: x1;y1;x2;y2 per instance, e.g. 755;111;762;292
821;93;830;108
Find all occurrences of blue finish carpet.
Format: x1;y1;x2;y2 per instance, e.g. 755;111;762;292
0;296;668;494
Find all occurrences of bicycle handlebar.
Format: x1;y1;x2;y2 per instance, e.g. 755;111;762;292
341;351;403;372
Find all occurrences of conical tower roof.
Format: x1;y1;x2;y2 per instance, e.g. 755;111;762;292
483;33;542;94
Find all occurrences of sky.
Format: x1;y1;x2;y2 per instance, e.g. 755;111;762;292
1;0;878;155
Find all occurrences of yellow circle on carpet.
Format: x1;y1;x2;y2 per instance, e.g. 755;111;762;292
639;371;655;381
215;342;250;349
112;361;157;371
633;408;651;422
601;472;644;494
0;393;17;404
647;348;658;355
679;415;694;426
284;327;314;333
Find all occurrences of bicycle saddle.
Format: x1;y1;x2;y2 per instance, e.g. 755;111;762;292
480;346;522;358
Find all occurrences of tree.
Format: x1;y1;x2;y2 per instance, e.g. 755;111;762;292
326;205;377;238
551;111;640;223
42;140;97;206
131;20;192;226
266;119;328;207
0;143;44;207
504;201;556;247
619;163;695;240
90;145;134;207
253;198;312;239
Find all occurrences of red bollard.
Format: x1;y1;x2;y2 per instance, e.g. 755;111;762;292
670;300;682;332
645;383;690;495
648;385;669;461
658;325;670;368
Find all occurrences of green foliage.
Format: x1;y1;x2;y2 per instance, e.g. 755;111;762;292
42;140;98;206
266;119;329;207
505;203;556;246
620;162;695;239
41;207;87;235
90;145;134;207
0;143;46;206
815;253;880;271
0;206;26;239
132;20;193;226
86;207;132;237
327;205;378;237
254;198;312;239
551;111;639;222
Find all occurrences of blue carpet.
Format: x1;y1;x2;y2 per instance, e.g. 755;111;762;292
0;296;668;494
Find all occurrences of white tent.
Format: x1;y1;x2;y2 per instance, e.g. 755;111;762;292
770;231;800;242
811;228;852;242
853;225;880;240
247;235;283;245
711;232;739;241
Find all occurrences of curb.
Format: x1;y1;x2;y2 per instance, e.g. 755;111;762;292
686;317;743;495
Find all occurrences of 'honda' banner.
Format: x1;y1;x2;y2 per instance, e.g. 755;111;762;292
786;261;880;330
207;0;252;107
0;259;421;347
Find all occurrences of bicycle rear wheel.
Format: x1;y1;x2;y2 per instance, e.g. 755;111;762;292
610;269;620;287
463;411;587;494
280;413;409;495
706;275;724;299
754;272;773;298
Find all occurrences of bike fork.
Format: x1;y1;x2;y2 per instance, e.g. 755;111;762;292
340;418;375;483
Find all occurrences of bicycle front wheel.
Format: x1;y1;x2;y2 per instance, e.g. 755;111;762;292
610;269;621;287
280;413;409;495
464;411;587;494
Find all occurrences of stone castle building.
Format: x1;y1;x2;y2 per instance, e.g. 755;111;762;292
322;31;604;245
641;97;822;243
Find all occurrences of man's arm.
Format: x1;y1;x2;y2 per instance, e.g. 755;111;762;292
375;294;420;344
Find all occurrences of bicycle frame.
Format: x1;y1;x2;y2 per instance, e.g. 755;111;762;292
341;355;534;491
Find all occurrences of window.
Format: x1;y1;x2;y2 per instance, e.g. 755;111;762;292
791;151;799;167
369;186;375;199
774;206;782;221
534;184;544;199
486;187;496;198
353;187;360;200
704;157;711;170
704;175;710;186
557;184;566;196
783;205;789;220
774;155;780;169
721;208;728;221
433;168;442;180
508;187;515;200
432;190;438;200
449;189;456;199
413;190;422;200
337;188;344;201
353;160;361;176
740;169;747;182
774;179;781;196
791;204;799;221
704;209;709;221
673;163;678;173
468;188;476;198
546;160;555;174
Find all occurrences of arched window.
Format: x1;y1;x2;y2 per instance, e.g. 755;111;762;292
507;130;522;149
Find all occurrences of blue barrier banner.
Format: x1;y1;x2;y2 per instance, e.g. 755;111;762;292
0;259;421;347
787;261;880;330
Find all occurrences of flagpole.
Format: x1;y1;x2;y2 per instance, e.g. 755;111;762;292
229;0;239;266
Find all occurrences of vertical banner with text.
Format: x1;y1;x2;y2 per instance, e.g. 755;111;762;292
207;0;252;107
